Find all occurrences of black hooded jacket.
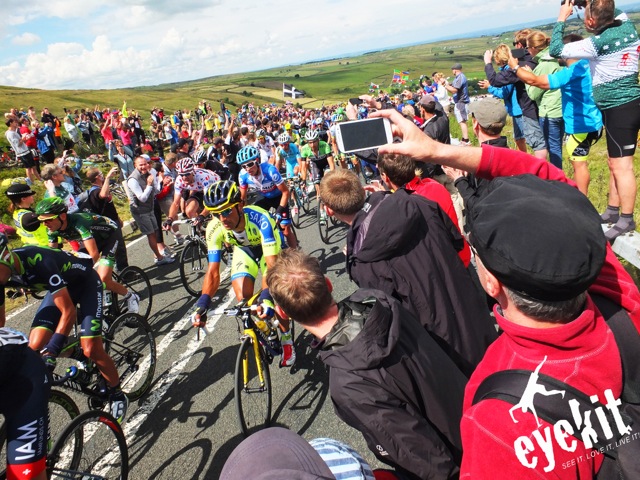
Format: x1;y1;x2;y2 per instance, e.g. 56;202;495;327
346;189;497;376
319;289;467;480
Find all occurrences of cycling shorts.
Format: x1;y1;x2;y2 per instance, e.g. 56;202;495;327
285;160;299;179
231;245;267;282
94;228;123;269
308;158;330;184
181;190;205;211
566;129;603;161
601;98;640;158
31;269;104;339
0;343;50;479
255;195;291;227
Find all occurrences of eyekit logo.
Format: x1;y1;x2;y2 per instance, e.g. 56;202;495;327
511;356;632;473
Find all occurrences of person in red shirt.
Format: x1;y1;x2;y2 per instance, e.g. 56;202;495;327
373;107;640;479
19;117;41;177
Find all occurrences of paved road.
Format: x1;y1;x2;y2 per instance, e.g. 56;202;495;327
7;203;383;479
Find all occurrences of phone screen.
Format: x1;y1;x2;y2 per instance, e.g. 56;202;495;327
338;118;390;153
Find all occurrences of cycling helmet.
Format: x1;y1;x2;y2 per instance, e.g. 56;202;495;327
256;129;266;139
334;113;346;123
277;133;290;144
304;130;319;142
176;158;195;175
204;180;241;213
35;197;68;220
314;118;324;126
237;146;260;165
192;149;207;164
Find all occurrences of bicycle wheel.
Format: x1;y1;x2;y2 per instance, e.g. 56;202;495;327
47;410;129;480
289;189;301;228
106;313;157;401
179;239;208;298
114;266;153;319
234;336;272;437
317;199;329;244
0;390;81;479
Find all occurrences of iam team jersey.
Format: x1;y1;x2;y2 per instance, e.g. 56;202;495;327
238;162;283;199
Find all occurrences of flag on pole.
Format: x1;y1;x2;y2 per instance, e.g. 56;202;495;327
392;69;402;83
370;82;379;89
283;83;305;98
122;101;128;117
401;71;410;84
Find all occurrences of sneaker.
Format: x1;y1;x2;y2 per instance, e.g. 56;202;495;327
280;331;296;367
109;390;129;424
155;255;175;266
162;245;175;258
125;292;140;314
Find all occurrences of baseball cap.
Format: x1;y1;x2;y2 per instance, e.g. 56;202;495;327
467;175;606;301
177;138;189;149
451;63;463;70
418;94;436;107
220;427;335;480
5;183;35;199
468;98;507;128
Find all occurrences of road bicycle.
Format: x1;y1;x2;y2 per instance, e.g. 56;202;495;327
224;293;293;437
316;191;338;244
113;265;153;320
286;176;310;228
177;218;232;298
0;370;129;480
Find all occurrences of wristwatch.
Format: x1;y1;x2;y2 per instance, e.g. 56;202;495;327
513;65;521;72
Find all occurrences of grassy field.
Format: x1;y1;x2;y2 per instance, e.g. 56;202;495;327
0;14;639;220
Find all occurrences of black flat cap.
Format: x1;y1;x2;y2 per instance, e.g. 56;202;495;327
6;183;35;199
467;175;606;301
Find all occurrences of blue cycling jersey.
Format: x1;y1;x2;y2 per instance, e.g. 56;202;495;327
238;162;283;199
277;143;301;167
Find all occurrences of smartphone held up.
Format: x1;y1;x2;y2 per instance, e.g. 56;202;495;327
335;117;393;154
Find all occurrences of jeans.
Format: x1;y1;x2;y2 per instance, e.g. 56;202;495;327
539;116;565;170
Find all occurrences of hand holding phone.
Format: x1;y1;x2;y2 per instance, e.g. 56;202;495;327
335;118;393;154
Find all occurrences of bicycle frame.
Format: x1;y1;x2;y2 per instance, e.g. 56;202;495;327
239;328;268;389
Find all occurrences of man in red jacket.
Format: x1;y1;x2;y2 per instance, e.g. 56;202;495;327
373;107;640;479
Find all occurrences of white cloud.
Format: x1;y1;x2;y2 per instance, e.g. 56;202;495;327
0;0;635;90
11;32;40;46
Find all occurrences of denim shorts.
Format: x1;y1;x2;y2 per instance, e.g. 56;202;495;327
522;116;546;151
512;115;525;141
454;102;469;123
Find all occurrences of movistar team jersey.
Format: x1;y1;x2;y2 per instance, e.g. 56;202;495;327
301;141;332;161
205;205;282;263
276;143;301;168
0;246;94;306
238;162;284;199
47;212;118;244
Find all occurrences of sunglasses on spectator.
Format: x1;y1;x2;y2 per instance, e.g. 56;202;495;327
243;161;257;169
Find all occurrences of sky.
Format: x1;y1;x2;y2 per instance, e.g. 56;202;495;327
0;0;637;90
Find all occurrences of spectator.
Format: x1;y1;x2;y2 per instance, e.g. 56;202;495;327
8;118;40;183
5;183;49;246
126;156;174;266
41;164;78;214
319;169;497;375
63;116;80;144
483;31;549;160
510;34;603;195
417;94;450;144
442;63;470;145
34;120;55;165
551;0;640;241
112;140;135;182
158;153;185;245
479;44;528;152
432;72;451;109
267;249;467;480
524;30;565;170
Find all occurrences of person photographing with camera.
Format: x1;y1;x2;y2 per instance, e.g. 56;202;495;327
551;0;640;242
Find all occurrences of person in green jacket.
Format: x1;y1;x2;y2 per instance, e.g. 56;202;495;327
524;31;565;170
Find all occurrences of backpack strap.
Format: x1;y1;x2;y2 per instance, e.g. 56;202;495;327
472;369;624;454
591;294;640;404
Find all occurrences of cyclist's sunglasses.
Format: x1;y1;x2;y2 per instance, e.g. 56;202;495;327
243;161;257;169
38;214;59;222
216;206;236;218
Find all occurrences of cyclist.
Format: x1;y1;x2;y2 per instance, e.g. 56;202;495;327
0;326;49;480
237;146;298;249
329;112;360;173
193;180;296;366
254;129;276;164
284;122;300;145
275;133;302;177
163;157;221;230
300;129;334;197
34;197;139;314
0;234;129;424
